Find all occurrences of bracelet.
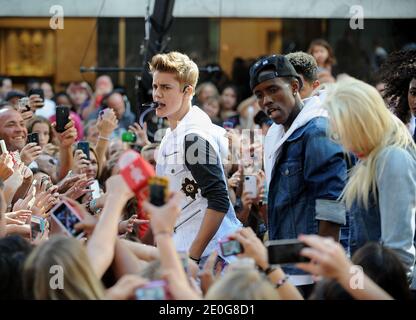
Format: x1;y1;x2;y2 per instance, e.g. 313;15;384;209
275;275;289;289
98;135;110;141
260;265;277;276
189;256;201;264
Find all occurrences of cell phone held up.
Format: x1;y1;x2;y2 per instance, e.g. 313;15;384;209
135;280;168;300
266;239;310;265
55;105;70;133
77;141;90;160
219;238;244;257
148;176;169;206
30;216;46;241
27;132;39;145
50;200;85;239
243;175;257;198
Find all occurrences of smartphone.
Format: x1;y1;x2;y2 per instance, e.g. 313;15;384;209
77;141;90;160
27;132;39;145
0;140;7;154
243;175;257;198
148;176;169;206
50;200;85;239
135;280;167;300
55;105;70;133
18;97;31;112
219;239;244;257
28;88;44;101
266;239;310;265
30;216;45;241
90;179;100;199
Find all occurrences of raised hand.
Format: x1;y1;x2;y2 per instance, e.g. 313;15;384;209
97;108;118;137
128;122;150;147
53;119;78;148
0;153;14;180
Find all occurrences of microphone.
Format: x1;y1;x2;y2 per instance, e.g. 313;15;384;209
142;101;159;109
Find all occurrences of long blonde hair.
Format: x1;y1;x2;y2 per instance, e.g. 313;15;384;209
23;236;105;300
324;77;416;209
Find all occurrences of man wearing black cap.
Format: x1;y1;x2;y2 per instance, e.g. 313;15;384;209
250;55;348;291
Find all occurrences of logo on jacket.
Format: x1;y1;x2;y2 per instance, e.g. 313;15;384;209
181;178;199;200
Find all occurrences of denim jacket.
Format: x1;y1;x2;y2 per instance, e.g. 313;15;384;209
268;117;347;241
349;146;416;284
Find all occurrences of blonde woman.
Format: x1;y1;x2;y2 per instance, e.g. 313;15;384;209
323;77;416;285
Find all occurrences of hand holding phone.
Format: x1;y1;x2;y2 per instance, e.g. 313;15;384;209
243;175;257;199
77;141;90;160
135;280;168;300
0;140;7;154
266;239;310;265
148;176;169;206
30;216;45;241
219;238;244;257
27;132;40;145
50;200;85;239
90;179;100;199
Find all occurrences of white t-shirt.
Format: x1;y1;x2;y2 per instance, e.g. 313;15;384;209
35;99;56;119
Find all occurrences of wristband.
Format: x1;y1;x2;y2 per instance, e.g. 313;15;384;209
263;265;277;276
275;275;289;289
98;135;110;141
189;256;201;264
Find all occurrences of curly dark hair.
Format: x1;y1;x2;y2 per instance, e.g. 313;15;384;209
379;49;416;124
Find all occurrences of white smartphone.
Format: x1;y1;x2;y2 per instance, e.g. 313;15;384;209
0;140;7;154
90;180;101;199
243;175;257;198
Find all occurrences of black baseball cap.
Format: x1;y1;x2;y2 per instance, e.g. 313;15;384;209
5;90;25;101
249;54;303;91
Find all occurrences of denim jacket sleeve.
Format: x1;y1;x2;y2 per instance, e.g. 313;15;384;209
376;147;416;278
303;124;347;225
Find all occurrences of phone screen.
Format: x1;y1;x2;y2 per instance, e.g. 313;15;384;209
30;216;44;241
220;239;243;257
90;180;100;199
77;141;90;160
27;133;39;145
266;239;310;265
51;203;83;238
135;281;166;300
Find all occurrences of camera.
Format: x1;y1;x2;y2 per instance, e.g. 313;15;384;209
219;238;243;257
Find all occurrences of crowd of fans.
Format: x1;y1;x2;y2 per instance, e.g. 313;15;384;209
0;38;415;301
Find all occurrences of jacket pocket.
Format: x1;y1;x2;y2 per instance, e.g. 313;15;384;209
278;160;304;198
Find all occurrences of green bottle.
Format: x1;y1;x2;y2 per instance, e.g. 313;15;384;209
121;131;137;143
